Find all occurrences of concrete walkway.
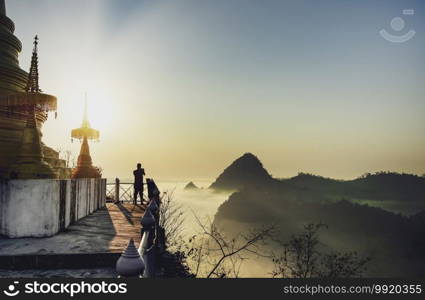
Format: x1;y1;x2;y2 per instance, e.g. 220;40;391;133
0;203;146;270
0;268;117;278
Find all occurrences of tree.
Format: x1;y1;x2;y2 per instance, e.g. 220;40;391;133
64;150;75;168
271;223;370;278
159;190;186;251
56;148;75;168
187;214;275;278
158;190;275;278
155;190;193;278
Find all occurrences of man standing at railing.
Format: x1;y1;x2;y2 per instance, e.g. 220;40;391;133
133;163;145;205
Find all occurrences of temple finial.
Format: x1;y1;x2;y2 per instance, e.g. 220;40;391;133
84;93;88;121
71;94;100;179
82;93;91;128
25;35;41;93
33;35;39;52
0;0;6;16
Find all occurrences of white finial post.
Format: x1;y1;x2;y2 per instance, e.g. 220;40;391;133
81;93;91;128
84;93;88;122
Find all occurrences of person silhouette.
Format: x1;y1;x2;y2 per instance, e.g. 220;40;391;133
133;163;145;205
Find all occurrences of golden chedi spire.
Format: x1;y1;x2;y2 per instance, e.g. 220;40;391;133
26;35;41;93
71;96;101;178
7;36;58;179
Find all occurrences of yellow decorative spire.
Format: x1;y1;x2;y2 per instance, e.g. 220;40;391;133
71;96;101;179
82;94;90;128
71;95;99;141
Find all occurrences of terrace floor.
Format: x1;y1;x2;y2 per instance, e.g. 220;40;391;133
0;203;145;255
0;203;146;271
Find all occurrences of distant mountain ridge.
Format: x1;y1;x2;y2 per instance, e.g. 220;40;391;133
283;172;425;203
209;153;274;191
209;153;425;204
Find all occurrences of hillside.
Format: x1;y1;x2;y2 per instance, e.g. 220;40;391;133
213;188;425;276
210;154;425;276
282;172;425;205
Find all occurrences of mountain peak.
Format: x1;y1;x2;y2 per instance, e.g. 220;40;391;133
239;152;261;162
209;153;273;191
184;181;199;190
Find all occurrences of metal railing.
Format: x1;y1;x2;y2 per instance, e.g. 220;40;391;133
115;178;165;278
106;178;148;203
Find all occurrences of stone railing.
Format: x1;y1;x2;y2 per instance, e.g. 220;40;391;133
116;179;165;278
0;178;106;238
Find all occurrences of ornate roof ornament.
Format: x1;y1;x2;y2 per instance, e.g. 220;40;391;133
26;35;41;93
0;35;57;113
71;95;100;141
71;94;101;179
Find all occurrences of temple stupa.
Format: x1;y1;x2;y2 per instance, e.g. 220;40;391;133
0;0;69;179
71;98;101;178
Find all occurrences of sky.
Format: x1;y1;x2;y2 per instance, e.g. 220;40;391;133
5;0;425;180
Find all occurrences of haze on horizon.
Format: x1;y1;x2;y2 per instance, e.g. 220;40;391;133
6;0;425;180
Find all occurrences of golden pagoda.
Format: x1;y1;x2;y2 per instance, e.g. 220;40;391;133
6;36;58;179
0;0;69;179
71;98;101;178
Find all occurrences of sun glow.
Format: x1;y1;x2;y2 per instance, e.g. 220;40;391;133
75;92;116;136
9;0;425;180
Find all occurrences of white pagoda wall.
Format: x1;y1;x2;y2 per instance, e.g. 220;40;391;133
0;178;106;238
